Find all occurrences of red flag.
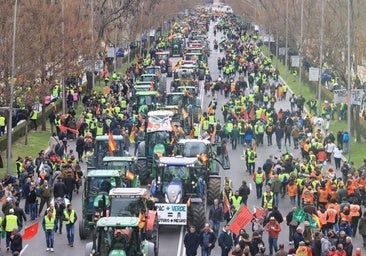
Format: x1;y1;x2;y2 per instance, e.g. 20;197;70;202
222;192;231;214
108;131;117;156
243;110;248;120
255;207;266;219
59;125;79;135
228;204;254;235
23;222;39;240
249;108;254;120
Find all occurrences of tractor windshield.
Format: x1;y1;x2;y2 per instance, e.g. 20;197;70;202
110;197;144;217
166;95;182;106
183;142;206;157
88;177;118;193
164;166;190;181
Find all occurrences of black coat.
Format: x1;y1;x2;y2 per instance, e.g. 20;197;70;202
200;230;216;250
53;181;67;198
218;230;233;250
10;233;22;252
184;231;200;255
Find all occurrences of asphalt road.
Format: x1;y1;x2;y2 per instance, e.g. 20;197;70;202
14;13;365;256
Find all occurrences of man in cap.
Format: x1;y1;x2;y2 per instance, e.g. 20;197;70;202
264;216;281;255
2;208;18;251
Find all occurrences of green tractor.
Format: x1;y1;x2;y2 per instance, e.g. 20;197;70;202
102;156;140;188
133;91;158;114
88;135;129;170
176;139;231;205
170;37;183;57
85;217;157;256
136;110;175;184
108;188;159;255
150;156;206;230
79;169;125;240
155;51;172;77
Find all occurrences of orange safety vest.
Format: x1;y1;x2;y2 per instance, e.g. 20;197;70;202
326;208;338;224
317;188;329;203
347;180;358;196
287;184;298;197
340;212;352;223
328;190;338;201
302;189;314;204
349;204;361;217
317;210;327;226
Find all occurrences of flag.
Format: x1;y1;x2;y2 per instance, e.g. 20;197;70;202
260;111;267;122
243;110;248;120
308;213;320;230
293;208;306;223
210;125;217;143
182;108;189;119
254;207;266;219
222;192;231;214
108;131;117;156
59;125;79;135
228;204;254;235
249;108;254;120
23;222;39;240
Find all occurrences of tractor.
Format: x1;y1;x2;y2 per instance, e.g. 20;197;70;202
108;188;159;255
176;139;231;205
79;169;126;240
88;135;129;170
150;156;206;230
155;51;172;77
136;110;175;184
133;91;159;114
102;156;140;188
85;217;157;256
170;37;183;57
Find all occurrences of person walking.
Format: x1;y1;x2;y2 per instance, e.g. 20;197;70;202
42;209;56;252
253;167;265;199
184;226;200;256
64;203;77;247
27;185;38;221
264;216;281;255
39;180;52;216
218;225;233;256
54;197;66;234
274;124;284;151
13;201;27;232
208;199;224;238
238;181;250;205
200;223;216;256
10;228;22;255
3;208;18;251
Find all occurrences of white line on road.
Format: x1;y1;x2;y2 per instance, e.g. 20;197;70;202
20;244;28;256
176;226;185;256
249;183;252;191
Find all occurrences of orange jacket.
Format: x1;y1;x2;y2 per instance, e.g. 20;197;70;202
326;207;338;224
349;204;361;217
317;188;329;203
287;183;298;197
302;188;314;205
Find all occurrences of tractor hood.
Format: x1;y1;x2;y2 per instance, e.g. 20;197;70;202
164;179;183;203
108;250;126;256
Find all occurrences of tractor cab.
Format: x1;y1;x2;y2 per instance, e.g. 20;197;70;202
144;65;162;76
102;156;139;188
88;135;128;169
155;51;172;77
134;91;158;114
85;217;156;256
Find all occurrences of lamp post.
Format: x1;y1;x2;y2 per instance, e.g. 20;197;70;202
61;0;66;115
298;0;304;95
91;0;95;90
285;0;289;67
317;0;324;115
347;0;351;147
7;0;18;174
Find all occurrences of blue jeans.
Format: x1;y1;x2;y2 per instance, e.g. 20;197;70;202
274;192;280;206
66;224;75;245
256;183;263;199
29;203;38;220
268;237;278;255
201;247;212;256
45;230;54;248
290;196;296;208
209;220;220;238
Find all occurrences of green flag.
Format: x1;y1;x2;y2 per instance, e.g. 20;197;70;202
293;208;306;223
307;213;319;230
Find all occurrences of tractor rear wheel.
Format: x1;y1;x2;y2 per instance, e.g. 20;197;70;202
190;203;205;230
207;177;221;205
79;219;89;240
136;159;149;185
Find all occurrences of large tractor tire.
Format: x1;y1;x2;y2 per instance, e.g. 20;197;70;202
198;69;205;81
79;219;89;240
136;159;149;185
207;177;221;205
189;203;206;230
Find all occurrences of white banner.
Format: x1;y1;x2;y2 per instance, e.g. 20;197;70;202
278;47;286;56
291;56;300;67
156;203;187;225
309;67;320;81
333;89;347;104
350;89;364;105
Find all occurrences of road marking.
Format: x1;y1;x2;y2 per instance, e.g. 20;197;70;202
249;183;252;191
20;244;28;255
176;226;184;256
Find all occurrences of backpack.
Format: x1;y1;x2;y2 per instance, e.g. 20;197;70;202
266;125;273;133
296;247;308;256
343;133;349;142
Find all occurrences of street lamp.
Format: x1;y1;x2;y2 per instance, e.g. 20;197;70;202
298;0;304;95
347;0;351;151
7;0;18;174
285;0;289;67
317;0;325;115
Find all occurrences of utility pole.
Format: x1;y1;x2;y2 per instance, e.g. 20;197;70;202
317;0;324;115
298;0;304;95
347;0;352;152
91;0;95;90
61;0;66;115
285;0;289;67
